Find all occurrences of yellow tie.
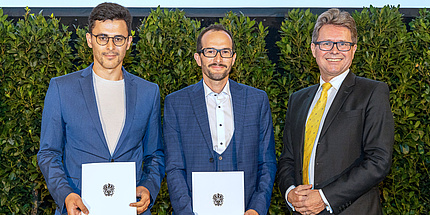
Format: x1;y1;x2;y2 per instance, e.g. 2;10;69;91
303;82;332;185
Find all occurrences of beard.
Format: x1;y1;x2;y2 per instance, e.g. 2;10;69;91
202;63;231;81
97;51;122;70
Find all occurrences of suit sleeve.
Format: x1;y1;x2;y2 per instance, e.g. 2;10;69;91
37;79;73;214
277;93;298;203
163;95;193;214
247;93;277;214
322;82;394;213
138;86;165;208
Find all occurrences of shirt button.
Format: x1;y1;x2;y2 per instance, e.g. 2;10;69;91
220;142;223;145
218;106;221;108
219;124;222;126
219;156;223;160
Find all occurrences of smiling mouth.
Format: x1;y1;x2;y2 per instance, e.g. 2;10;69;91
209;63;227;68
327;58;342;62
103;52;119;57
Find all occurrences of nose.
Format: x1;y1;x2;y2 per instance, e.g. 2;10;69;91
331;43;340;54
106;38;115;50
214;51;223;63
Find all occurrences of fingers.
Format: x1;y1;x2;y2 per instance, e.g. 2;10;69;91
76;199;89;215
294;190;326;215
130;198;150;214
65;193;89;215
130;186;151;214
295;184;313;191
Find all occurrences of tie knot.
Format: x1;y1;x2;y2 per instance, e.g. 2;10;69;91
322;83;332;92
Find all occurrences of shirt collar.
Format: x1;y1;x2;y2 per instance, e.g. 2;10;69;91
319;69;350;91
203;80;231;97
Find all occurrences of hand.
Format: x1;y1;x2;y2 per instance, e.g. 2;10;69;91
287;184;313;206
290;185;325;215
129;186;151;214
65;193;89;215
244;209;259;215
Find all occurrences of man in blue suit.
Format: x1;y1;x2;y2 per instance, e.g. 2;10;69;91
37;3;164;215
163;24;277;215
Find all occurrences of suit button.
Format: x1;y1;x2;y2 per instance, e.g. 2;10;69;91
219;156;223;160
111;159;114;162
209;158;214;163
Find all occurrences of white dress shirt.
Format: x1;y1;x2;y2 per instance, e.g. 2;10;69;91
203;80;234;155
286;70;350;213
93;71;126;155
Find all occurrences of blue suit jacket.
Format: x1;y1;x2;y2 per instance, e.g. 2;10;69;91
37;64;165;215
163;79;277;215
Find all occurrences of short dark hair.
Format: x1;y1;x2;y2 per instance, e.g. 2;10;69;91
196;24;235;52
88;2;132;36
312;8;357;44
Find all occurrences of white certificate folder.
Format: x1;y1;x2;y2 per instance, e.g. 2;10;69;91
192;171;244;215
82;162;136;215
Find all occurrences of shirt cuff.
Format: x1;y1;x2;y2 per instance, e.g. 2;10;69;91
285;185;296;211
318;189;333;213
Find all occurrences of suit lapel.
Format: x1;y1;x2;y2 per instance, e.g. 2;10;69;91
299;85;319;164
112;69;137;155
78;65;109;152
320;72;356;138
189;80;214;155
230;80;245;163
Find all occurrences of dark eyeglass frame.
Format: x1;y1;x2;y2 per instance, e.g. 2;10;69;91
198;48;235;58
313;41;355;52
91;33;129;47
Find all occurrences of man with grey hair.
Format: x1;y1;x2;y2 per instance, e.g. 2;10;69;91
277;8;394;215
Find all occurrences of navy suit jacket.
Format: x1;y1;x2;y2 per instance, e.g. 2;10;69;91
163;79;277;215
278;72;394;214
37;64;165;215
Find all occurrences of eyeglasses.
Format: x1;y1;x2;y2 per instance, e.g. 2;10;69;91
313;41;355;52
91;33;128;46
198;48;235;58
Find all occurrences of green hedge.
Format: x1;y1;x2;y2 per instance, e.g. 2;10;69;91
0;5;429;215
0;8;73;214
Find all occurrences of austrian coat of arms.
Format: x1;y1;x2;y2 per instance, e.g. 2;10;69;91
212;193;224;206
103;183;115;197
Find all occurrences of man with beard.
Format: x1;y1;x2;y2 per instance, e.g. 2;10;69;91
37;3;164;215
163;24;277;215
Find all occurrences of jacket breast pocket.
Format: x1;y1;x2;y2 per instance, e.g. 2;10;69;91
337;109;363;118
130;114;149;133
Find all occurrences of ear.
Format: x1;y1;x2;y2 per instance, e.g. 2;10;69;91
194;53;202;67
86;33;93;49
125;35;133;51
351;43;357;56
231;52;237;66
311;42;316;58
